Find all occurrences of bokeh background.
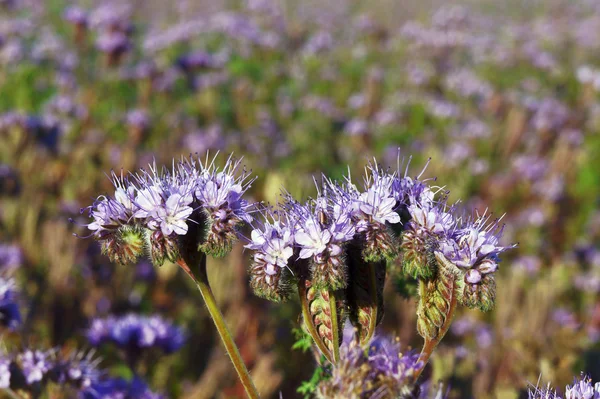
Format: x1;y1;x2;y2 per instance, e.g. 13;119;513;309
1;0;600;397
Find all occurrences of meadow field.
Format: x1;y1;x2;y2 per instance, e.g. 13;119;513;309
1;0;599;398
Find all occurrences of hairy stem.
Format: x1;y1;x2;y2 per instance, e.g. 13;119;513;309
329;289;341;363
298;280;334;364
177;257;260;399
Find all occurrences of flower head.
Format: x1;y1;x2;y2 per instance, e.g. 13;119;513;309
81;153;256;265
246;210;295;301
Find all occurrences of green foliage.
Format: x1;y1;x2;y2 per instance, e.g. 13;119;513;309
297;362;328;399
292;327;314;353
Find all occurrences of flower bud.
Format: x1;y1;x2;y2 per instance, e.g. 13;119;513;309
146;230;180;267
101;226;144;265
461;274;496;312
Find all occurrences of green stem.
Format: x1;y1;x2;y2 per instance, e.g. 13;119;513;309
177;257;260;399
298;281;334;364
329;289;340;363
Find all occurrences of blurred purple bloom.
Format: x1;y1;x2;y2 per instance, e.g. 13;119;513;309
18;349;53;385
0;243;22;271
86;314;185;354
0;276;20;329
81;376;164;399
0;356;9;389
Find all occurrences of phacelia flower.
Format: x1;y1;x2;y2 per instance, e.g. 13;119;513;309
440;214;514;311
189;154;255;257
246;210;295;301
81;154;256;266
401;199;455;280
86;314;185;358
529;374;600;399
285;184;356;290
0;276;21;329
316;334;423;399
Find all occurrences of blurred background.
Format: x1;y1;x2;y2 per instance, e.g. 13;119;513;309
1;0;600;397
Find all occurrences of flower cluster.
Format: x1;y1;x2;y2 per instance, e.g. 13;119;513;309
315;334;431;399
529;374;600;399
1;349;98;393
82;153;255;265
0;347;163;397
0;275;21;330
246;154;513;364
86;313;186;355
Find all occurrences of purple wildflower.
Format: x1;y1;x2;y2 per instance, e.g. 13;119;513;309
0;243;22;271
0;276;20;329
0;355;9;389
529;374;600;399
18;349;53;385
86;314;185;355
50;351;101;390
440;214;514;311
82;153;255;264
246;210;295;301
284;181;356;289
81;376;164;399
316;334;423;398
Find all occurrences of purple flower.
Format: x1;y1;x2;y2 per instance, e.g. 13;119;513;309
530;374;600;399
367;335;421;382
86;314;185;355
50;351;100;390
18;349;53;385
81;376;164;399
359;174;401;226
295;216;333;259
441;215;511;271
317;334;424;398
0;276;20;330
246;211;295;300
0;244;22;271
0;356;9;389
63;6;88;26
